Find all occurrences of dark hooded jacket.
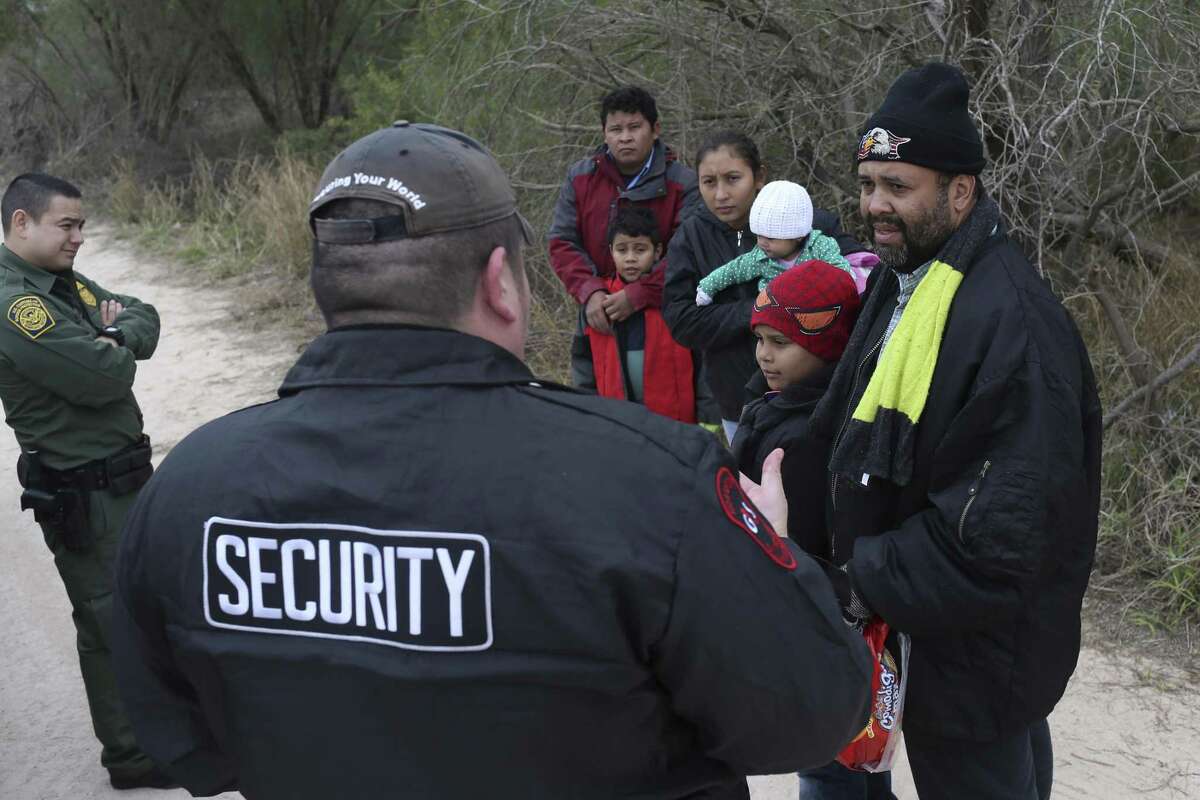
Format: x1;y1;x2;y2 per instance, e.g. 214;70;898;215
663;204;860;420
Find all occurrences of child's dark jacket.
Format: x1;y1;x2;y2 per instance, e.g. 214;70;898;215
731;366;835;560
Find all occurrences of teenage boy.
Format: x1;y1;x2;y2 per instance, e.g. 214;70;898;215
587;207;695;422
548;85;700;390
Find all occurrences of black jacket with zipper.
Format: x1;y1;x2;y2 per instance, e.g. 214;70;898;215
111;326;872;799
828;227;1102;742
663;205;860;421
731;367;836;561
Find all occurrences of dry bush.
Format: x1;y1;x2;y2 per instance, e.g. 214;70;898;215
1068;236;1200;635
107;147;322;332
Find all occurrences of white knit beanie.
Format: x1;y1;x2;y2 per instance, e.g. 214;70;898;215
749;180;813;239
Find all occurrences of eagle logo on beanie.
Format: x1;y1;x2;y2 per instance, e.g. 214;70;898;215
857;127;911;161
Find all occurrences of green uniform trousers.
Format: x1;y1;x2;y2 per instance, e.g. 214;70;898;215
38;485;154;779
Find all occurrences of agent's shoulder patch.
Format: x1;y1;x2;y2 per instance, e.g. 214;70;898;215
714;466;796;569
7;295;56;340
75;281;98;307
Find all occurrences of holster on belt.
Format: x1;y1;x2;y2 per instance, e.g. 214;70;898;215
16;436;153;551
18;452;92;551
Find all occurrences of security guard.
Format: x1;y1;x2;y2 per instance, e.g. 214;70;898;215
112;125;872;799
0;173;169;789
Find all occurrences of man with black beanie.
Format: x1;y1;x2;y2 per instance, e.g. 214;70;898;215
806;62;1103;799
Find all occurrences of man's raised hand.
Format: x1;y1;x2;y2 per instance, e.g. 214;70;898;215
739;448;789;539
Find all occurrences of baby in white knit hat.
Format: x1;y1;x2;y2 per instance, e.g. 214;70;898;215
696;180;851;306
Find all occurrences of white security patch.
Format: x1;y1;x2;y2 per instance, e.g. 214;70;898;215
203;517;491;652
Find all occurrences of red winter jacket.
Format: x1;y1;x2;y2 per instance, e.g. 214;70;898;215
587;277;696;424
547;140;699;311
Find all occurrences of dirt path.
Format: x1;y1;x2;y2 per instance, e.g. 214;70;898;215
0;229;1195;799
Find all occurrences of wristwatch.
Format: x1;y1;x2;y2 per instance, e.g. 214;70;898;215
101;325;126;347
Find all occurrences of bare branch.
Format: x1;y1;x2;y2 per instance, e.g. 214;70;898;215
516;108;593;135
1051;213;1171;270
1103;338;1200;428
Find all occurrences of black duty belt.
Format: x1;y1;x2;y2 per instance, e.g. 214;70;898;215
19;435;154;495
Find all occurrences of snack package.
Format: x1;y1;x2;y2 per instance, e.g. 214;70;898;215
836;619;910;773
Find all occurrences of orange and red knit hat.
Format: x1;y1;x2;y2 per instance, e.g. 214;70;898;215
750;260;861;362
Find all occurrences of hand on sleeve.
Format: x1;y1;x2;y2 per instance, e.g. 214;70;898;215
585;291;612;334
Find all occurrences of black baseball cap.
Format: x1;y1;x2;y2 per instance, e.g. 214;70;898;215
309;121;534;245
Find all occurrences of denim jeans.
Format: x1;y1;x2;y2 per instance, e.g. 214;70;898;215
797;761;895;800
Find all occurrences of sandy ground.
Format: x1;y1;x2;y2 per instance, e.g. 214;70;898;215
0;229;1197;799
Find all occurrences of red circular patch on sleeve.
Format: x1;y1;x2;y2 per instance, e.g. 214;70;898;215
715;466;796;570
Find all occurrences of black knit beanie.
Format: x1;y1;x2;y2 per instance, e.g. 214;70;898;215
856;62;986;175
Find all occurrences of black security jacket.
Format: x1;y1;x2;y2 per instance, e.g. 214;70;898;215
731;368;835;561
829;230;1103;741
112;326;871;800
663;205;860;421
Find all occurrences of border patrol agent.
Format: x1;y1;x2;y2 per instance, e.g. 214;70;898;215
0;173;168;790
112;124;872;799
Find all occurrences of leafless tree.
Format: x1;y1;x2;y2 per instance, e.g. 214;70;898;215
179;0;395;135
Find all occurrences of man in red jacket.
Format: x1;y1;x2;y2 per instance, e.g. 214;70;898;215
547;86;700;389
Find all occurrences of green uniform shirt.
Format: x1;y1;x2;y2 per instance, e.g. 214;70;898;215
0;245;159;470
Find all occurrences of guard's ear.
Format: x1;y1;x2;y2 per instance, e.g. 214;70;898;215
8;209;30;237
479;246;520;324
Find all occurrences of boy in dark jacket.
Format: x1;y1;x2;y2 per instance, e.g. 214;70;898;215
732;260;860;561
587;207;696;422
732;261;896;799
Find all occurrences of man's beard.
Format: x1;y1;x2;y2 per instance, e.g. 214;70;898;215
866;188;955;273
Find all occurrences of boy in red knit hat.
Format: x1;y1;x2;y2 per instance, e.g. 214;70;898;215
732;259;861;558
731;259;888;798
729;260;892;796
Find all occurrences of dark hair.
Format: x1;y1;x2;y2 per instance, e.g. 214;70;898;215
599;86;658;127
607;206;660;246
2;173;82;235
311;198;525;329
694;130;763;176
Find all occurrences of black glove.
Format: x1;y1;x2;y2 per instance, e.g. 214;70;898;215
823;562;873;628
